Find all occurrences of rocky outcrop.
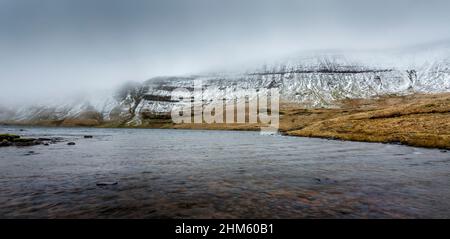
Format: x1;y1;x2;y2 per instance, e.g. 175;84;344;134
0;134;63;147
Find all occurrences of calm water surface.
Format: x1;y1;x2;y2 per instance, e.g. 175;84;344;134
0;126;449;218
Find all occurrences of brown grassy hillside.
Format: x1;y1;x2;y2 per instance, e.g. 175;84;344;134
284;93;450;149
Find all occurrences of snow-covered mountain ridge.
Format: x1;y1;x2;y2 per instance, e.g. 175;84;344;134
2;45;450;125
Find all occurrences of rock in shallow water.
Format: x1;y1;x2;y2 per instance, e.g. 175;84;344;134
0;134;64;147
0;134;20;141
96;182;118;186
0;139;13;147
13;138;39;146
38;138;52;141
23;150;39;156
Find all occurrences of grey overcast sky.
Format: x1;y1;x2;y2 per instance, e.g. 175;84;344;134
1;0;450;104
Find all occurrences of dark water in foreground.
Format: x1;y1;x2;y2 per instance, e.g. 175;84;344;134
0;126;449;218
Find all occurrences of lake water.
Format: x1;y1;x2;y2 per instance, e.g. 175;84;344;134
0;126;449;218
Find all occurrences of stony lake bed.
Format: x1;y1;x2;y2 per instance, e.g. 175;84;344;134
0;125;449;218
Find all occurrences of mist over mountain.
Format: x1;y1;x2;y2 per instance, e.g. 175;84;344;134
1;0;450;125
2;0;450;106
1;40;450;125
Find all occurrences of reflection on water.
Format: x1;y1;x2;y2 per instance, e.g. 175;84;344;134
0;126;449;218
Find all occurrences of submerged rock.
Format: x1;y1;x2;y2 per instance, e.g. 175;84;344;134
24;150;36;156
96;181;118;186
51;137;64;143
313;177;338;184
38;138;52;141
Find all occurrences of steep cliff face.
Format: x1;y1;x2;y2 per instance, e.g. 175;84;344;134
2;48;450;126
106;54;450;126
